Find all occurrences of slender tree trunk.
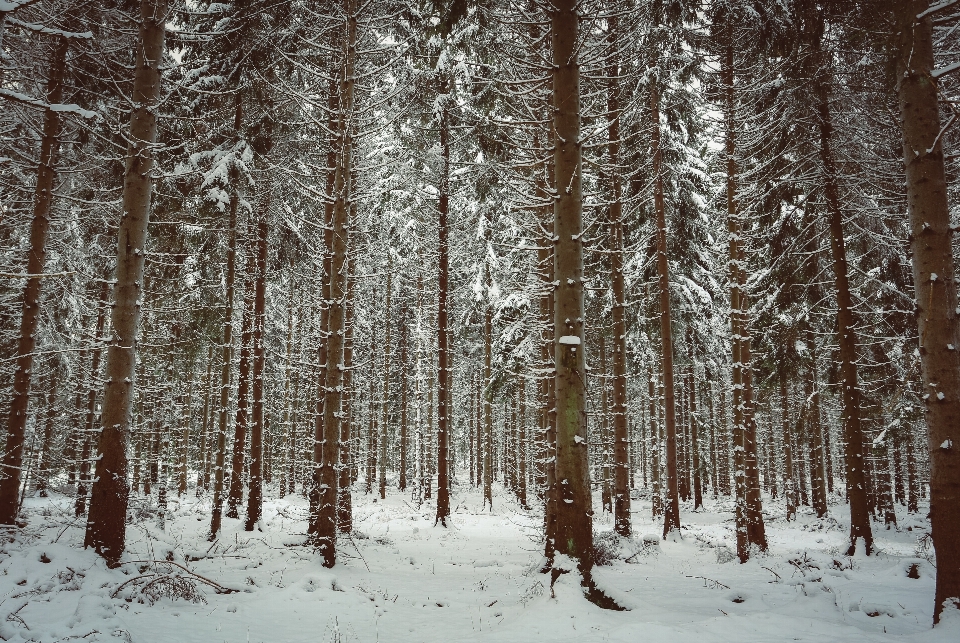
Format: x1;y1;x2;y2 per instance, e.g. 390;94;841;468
400;318;409;491
483;291;494;510
35;370;56;497
435;80;452;525
651;59;680;539
311;2;355;563
550;0;592;577
0;36;68;524
76;284;108;517
338;263;355;531
813;52;871;557
379;264;391;500
519;376;528;508
649;371;662;518
723;29;750;562
197;346;213;494
690;369;702;510
227;232;256;519
808;360;828;518
245;188;269;531
782;371;796;519
894;1;960;621
66;352;87;488
209;94;242;540
83;0;167;563
177;380;192;496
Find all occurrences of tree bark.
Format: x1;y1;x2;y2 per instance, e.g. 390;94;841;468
227;228;256;519
435;71;452;525
209;93;242;540
893;1;960;622
245;187;270;531
83;0;167;564
76;284;108;517
649;370;662;518
781;371;796;519
650;58;681;539
338;262;355;531
379;263;391;500
813;45;872;557
550;0;592;577
0;35;69;524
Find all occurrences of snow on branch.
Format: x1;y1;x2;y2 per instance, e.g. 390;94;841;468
6;17;93;39
0;88;98;119
918;0;959;19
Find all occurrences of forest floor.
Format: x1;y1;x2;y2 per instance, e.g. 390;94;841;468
0;483;954;643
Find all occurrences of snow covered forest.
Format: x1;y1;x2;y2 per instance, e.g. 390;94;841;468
0;0;958;641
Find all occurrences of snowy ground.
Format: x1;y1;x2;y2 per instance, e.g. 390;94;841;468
0;483;954;643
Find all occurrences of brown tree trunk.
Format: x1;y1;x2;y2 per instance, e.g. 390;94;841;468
808;359;828;518
651;58;681;540
245;188;269;531
177;380;192;496
435;78;452;525
399;317;409;492
550;0;592;577
209;94;242;540
227;231;256;519
690;368;703;510
35;370;56;497
379;264;391;500
312;2;355;563
518;376;528;507
893;1;960;621
76;284;108;517
197;346;213;494
607;13;630;537
813;49;872;557
483;285;494;510
782;371;797;519
0;36;68;524
649;371;662;518
83;0;167;563
338;263;355;531
722;27;766;560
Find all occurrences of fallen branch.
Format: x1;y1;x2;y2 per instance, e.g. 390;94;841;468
117;560;240;594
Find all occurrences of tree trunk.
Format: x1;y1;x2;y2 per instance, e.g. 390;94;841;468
227;230;256;519
722;28;762;561
209;93;242;540
379;264;391;500
808;359;828;518
483;288;494;510
177;379;192;496
550;0;592;577
400;317;409;492
311;1;355;563
76;283;108;517
894;1;960;621
813;50;872;557
651;57;681;540
35;370;56;497
518;376;528;507
338;262;355;531
83;0;167;563
245;188;270;531
690;368;702;510
435;78;452;525
0;36;68;524
782;371;796;519
197;346;213;494
649;371;662;518
606;9;630;537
